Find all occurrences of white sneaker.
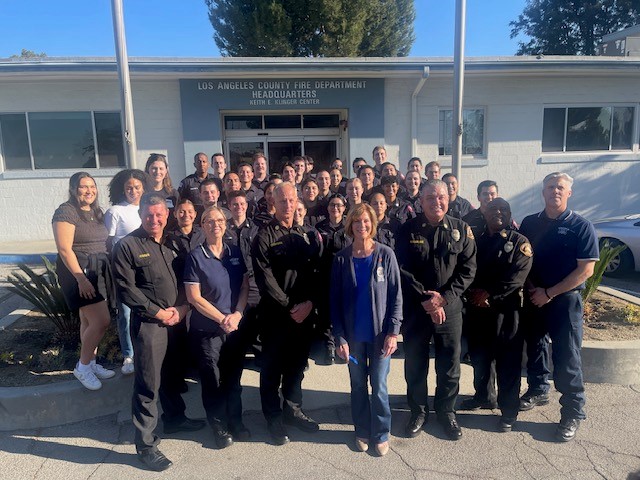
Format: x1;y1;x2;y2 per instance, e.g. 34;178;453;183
92;362;116;379
74;367;102;390
121;357;135;375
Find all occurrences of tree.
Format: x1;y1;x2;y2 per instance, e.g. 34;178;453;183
205;0;415;57
9;49;47;59
510;0;640;56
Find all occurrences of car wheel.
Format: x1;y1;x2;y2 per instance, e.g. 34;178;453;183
602;239;634;277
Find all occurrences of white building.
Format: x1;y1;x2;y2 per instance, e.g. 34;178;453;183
0;56;639;242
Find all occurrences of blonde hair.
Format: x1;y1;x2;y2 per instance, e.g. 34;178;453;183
345;203;378;239
201;206;227;226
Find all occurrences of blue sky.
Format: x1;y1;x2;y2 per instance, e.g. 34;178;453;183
0;1;527;58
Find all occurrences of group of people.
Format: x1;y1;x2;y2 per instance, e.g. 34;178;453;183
52;145;598;472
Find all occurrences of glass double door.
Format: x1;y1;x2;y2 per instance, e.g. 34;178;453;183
226;137;338;174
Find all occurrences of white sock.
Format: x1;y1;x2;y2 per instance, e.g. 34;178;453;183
77;361;92;372
89;359;96;367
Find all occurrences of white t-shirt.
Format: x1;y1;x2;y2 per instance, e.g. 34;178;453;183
105;202;141;244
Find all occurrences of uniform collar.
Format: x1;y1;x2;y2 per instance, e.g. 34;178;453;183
539;208;573;222
199;241;231;259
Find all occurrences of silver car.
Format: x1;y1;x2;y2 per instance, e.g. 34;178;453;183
593;214;640;276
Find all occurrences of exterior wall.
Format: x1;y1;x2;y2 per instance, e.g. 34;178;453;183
1;67;639;242
0;79;184;242
409;75;640;223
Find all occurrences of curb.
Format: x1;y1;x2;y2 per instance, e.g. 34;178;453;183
0;372;133;432
582;339;640;384
0;254;56;265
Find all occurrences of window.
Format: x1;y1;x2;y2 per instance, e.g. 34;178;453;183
0;111;125;171
542;106;634;153
438;108;485;156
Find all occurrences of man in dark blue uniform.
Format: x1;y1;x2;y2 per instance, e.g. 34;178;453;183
251;182;323;445
178;153;220;206
464;198;532;432
442;173;473;220
397;180;476;441
519;172;598;442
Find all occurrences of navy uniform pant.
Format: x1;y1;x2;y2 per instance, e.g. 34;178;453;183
523;291;586;420
403;302;462;419
259;308;313;423
467;305;524;419
131;317;186;453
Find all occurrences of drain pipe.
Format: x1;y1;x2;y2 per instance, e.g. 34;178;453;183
411;66;430;159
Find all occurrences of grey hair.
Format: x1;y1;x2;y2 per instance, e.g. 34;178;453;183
543;172;574;188
422;179;447;192
140;192;168;211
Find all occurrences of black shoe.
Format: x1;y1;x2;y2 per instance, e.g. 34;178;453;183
137;449;173;472
555;418;580;442
284;411;320;433
405;413;426;438
267;419;290;446
163;417;207;434
317;347;335;366
459;397;498;411
212;424;234;449
519;393;550;411
229;423;251;441
438;416;463;441
497;416;516;432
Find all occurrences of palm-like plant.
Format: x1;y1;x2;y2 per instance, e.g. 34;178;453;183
582;241;628;304
6;256;79;347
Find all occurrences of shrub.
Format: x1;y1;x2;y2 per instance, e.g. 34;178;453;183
6;256;80;348
582;241;628;304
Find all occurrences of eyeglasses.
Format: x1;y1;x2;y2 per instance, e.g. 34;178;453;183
204;218;226;226
328;203;345;209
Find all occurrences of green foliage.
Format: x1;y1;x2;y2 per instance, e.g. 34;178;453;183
582;241;628;303
205;0;415;57
6;257;80;347
623;304;640;325
9;49;47;59
510;0;640;55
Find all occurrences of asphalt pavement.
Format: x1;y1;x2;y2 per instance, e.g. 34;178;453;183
1;357;640;480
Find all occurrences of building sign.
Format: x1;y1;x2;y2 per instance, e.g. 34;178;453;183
195;79;370;107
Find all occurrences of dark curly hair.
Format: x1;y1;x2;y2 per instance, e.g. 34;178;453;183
108;169;149;205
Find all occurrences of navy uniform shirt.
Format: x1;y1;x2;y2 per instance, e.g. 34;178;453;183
387;197;416;225
177;173;221;206
251;219;323;311
448;196;474;220
472;228;533;306
397;214;477;306
183;242;247;334
375;215;401;250
225;218;260;305
519;209;599;290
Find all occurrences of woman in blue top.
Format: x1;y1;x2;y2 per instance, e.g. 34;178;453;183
184;206;249;449
330;203;403;456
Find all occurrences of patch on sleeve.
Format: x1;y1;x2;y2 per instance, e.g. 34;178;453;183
466;225;475;240
520;242;533;257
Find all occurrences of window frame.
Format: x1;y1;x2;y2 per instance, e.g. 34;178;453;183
0;110;125;175
437;106;487;159
541;104;638;154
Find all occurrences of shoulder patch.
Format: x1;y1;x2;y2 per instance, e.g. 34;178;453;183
466;225;475;240
520;242;533;257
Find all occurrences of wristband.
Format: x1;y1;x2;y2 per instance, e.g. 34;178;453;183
544;289;552;300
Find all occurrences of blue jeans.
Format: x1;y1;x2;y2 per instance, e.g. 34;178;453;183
117;301;134;359
347;339;391;443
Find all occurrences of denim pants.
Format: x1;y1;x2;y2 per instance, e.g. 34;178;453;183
117;301;134;359
347;339;392;443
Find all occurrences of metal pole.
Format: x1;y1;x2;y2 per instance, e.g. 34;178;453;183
452;0;466;180
111;0;137;168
